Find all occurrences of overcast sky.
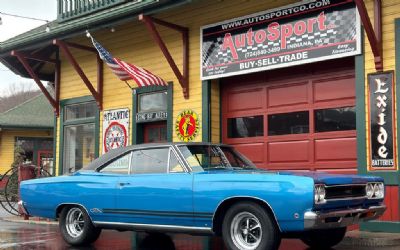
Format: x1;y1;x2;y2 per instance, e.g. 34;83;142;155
0;0;57;96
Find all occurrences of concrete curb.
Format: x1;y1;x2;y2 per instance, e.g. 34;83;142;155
340;231;400;247
2;216;58;225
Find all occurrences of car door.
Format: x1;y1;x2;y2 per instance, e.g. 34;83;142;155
85;152;132;223
115;146;194;226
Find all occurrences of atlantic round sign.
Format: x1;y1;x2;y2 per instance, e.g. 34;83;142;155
175;110;199;142
104;121;127;153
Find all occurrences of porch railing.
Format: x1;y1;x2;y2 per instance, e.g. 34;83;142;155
57;0;136;22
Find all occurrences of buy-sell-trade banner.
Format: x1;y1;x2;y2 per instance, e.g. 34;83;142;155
201;0;361;80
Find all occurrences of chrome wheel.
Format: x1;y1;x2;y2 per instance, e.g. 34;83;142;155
65;207;85;238
230;211;262;250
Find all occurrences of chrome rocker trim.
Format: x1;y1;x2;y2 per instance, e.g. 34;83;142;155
304;205;386;229
93;221;213;235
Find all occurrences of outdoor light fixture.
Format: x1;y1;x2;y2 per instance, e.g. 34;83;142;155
0;11;51;32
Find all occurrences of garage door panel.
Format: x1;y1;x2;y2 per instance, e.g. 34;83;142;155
267;82;308;108
234;143;265;164
315;138;357;162
313;76;355;103
268;140;310;163
222;62;356;172
227;88;264;112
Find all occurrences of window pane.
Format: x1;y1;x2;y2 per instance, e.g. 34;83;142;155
227;116;264;138
131;148;169;174
315;106;356;132
268;111;309;135
169;150;184;173
139;92;167;112
100;153;130;174
63;123;95;173
65;102;97;121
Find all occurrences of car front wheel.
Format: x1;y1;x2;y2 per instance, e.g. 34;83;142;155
300;227;347;249
59;206;101;246
222;202;280;250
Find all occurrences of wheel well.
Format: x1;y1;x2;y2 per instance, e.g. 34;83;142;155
55;203;87;219
212;197;279;236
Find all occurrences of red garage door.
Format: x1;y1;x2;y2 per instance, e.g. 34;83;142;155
222;59;357;174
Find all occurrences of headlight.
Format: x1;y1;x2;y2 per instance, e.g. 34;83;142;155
314;184;326;204
366;182;384;199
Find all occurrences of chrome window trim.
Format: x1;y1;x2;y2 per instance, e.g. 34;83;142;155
169;146;190;173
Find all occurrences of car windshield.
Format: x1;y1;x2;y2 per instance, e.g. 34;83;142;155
178;145;256;171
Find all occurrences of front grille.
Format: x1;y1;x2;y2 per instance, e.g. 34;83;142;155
325;185;366;200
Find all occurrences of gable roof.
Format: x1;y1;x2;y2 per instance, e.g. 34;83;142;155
0;94;54;129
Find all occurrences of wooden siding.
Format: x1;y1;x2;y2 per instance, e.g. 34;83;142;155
0;130;52;175
55;0;300;174
364;0;399;171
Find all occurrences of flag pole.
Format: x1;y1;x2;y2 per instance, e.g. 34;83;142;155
124;81;135;90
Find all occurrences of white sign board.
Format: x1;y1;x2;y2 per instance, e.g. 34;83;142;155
102;108;130;154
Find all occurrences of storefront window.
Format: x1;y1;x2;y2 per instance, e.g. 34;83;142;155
315;106;356;132
62;101;97;174
15;137;53;165
138;91;167;112
227;116;264;138
65;102;97;120
268;111;309;135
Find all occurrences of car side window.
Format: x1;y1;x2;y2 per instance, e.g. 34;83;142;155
169;150;185;173
131;148;169;174
99;153;131;174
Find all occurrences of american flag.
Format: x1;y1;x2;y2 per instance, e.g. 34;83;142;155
91;37;167;87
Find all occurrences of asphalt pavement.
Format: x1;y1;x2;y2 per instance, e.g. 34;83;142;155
1;205;400;250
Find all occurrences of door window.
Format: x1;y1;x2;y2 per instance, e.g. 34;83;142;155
62;101;98;174
131;147;170;174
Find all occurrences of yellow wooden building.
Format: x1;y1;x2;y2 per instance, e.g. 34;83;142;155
0;0;399;232
0;94;53;187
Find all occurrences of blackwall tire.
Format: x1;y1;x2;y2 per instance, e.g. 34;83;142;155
300;227;347;249
222;202;280;250
59;206;101;246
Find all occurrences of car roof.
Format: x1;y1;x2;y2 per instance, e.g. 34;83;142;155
81;142;230;171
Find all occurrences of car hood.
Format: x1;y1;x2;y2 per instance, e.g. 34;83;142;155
277;171;383;185
201;169;383;185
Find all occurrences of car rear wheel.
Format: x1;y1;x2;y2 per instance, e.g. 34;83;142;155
222;202;280;250
59;206;101;246
300;227;347;249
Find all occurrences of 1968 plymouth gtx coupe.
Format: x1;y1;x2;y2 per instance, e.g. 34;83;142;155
20;143;386;250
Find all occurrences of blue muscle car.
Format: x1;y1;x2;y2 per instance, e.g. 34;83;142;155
19;143;386;250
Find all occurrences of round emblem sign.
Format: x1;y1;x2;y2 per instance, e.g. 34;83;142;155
104;121;127;153
175;110;199;142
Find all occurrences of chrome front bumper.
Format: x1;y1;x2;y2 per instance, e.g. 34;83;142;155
304;205;386;229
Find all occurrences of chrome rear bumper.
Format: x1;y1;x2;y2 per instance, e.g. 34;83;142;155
304;205;386;229
18;200;29;215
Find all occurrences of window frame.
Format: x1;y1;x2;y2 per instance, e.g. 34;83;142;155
59;96;100;175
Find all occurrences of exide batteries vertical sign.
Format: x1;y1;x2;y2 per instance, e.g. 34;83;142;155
201;0;361;80
368;72;397;171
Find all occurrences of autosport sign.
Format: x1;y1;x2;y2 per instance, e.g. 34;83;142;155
201;0;361;80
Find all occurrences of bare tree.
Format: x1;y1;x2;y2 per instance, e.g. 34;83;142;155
0;82;41;113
